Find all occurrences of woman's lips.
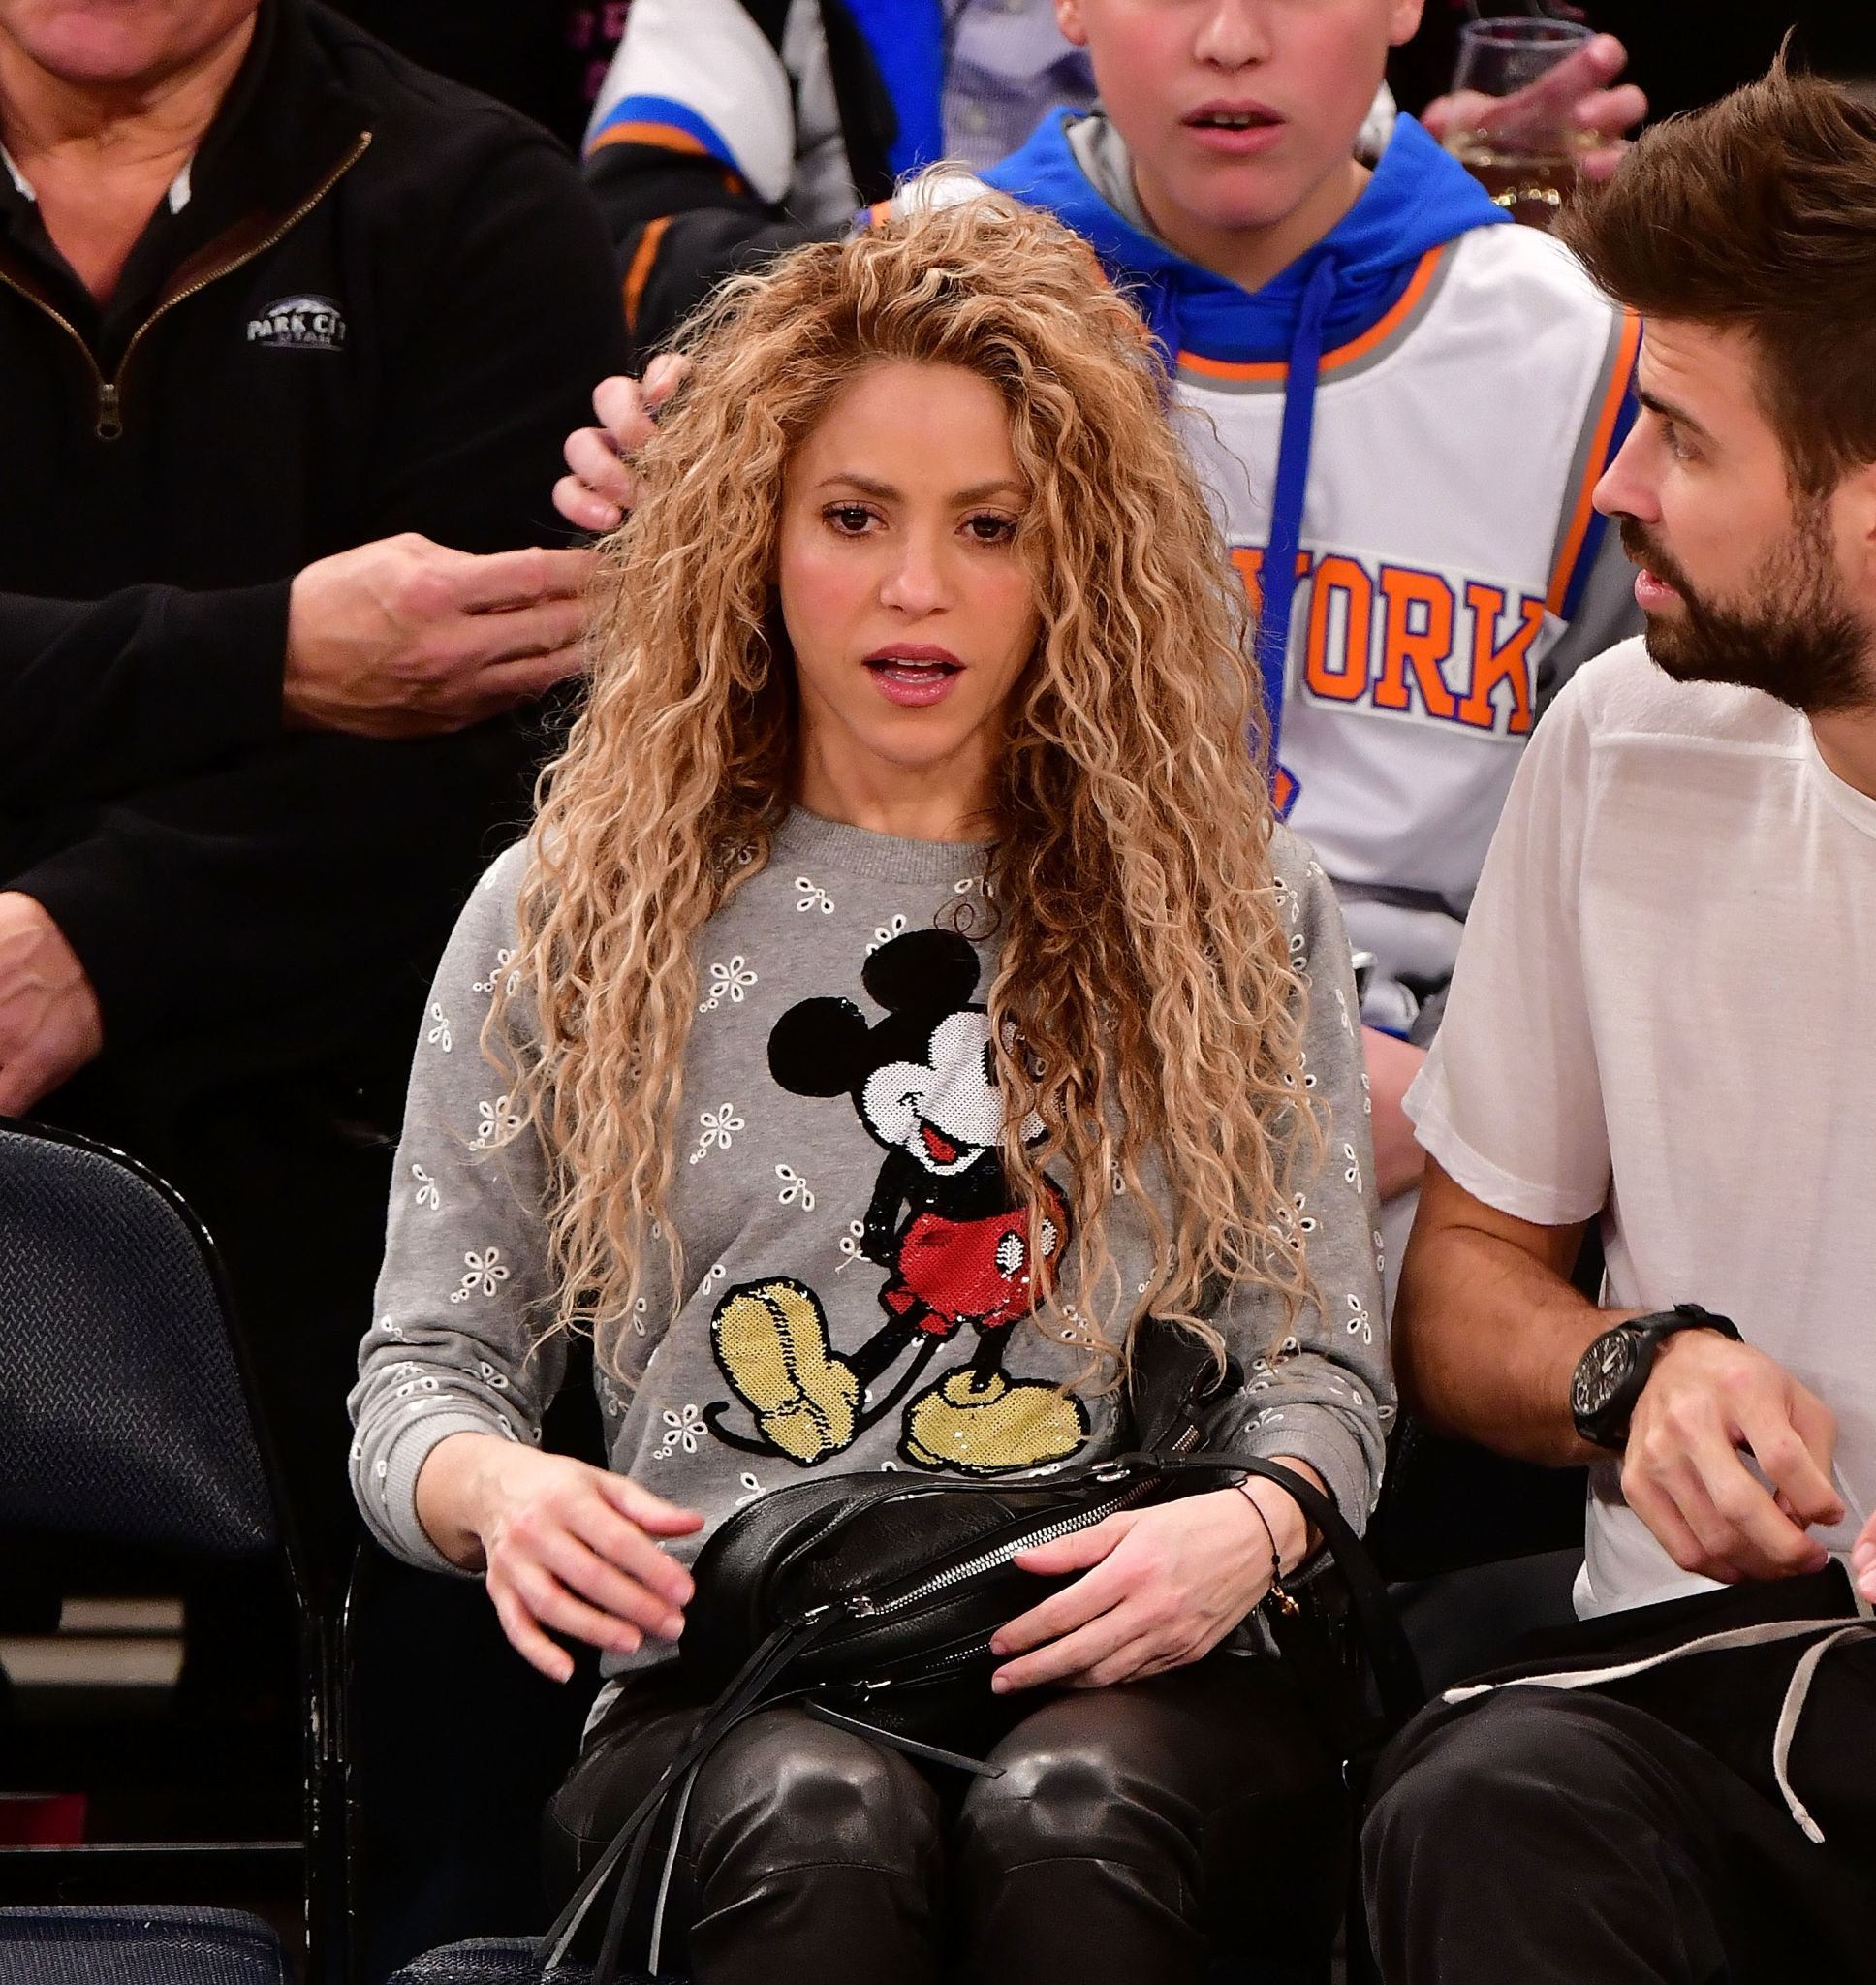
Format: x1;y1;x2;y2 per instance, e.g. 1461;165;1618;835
865;647;961;709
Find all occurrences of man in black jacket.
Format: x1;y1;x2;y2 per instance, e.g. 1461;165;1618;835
0;0;626;1554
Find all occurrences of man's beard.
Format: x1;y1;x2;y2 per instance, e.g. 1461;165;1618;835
1616;511;1875;715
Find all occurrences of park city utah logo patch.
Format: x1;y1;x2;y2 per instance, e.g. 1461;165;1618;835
246;294;347;351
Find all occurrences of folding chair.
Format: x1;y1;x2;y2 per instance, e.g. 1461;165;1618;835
0;1903;291;1982
0;1117;347;1981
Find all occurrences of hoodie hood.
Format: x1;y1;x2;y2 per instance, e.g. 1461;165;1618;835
982;107;1507;364
984;110;1509;803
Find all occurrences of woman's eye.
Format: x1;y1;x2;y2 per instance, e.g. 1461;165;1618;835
964;512;1018;545
826;505;877;534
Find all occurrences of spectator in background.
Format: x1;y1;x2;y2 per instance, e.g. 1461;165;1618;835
580;0;1097;357
0;0;626;1558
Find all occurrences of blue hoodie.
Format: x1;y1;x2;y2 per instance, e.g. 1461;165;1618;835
985;111;1509;792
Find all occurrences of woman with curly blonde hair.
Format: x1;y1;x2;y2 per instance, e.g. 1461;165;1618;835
352;197;1386;1983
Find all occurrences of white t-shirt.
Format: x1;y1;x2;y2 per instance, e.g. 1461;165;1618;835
1406;637;1876;1618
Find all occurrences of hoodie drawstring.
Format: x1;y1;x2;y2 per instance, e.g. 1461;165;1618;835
1255;254;1339;814
1443;1612;1875;1843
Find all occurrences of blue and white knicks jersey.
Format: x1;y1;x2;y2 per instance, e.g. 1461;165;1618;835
1178;223;1637;913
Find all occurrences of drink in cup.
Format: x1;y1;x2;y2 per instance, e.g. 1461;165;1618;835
1444;17;1602;230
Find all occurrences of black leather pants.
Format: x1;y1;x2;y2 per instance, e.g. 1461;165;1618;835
543;1650;1346;1985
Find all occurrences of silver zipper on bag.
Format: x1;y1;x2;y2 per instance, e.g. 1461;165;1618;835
840;1471;1159;1624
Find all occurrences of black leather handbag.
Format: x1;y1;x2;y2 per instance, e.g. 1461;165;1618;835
541;1330;1423;1983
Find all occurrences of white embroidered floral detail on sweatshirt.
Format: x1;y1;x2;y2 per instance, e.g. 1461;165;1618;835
868;915;907;953
653;1403;704;1459
426;1004;453;1052
835;1219;866;1271
471;948;516;996
775;1163;815;1211
689;1104;744;1164
411;1164;440;1211
473;1095;523;1150
699;956;758;1013
795;877;835;915
449;1247;509;1304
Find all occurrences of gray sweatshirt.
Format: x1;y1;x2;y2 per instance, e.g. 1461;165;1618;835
350;810;1391;1672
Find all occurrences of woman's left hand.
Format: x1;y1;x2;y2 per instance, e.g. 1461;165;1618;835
988;1462;1323;1692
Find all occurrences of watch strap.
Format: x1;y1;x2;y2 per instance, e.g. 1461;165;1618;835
1574;1303;1742;1449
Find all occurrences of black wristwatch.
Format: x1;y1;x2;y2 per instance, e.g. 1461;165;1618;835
1570;1303;1742;1451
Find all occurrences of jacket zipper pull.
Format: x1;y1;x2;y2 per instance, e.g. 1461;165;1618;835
96;381;122;440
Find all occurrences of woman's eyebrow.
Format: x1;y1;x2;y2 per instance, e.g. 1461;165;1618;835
816;471;898;498
812;472;1027;503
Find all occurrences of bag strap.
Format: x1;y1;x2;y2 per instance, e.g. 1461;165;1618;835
1153;1452;1426;1729
537;1612;829;1975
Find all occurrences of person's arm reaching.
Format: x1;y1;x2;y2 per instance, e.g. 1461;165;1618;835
1;540;591;820
0;584;289;812
1419;32;1646;183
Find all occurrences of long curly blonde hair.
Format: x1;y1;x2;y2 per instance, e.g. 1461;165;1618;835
498;196;1316;1382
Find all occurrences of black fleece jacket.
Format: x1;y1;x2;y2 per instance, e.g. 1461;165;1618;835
0;0;625;1108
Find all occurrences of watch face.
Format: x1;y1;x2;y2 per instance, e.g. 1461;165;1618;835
1572;1328;1637;1420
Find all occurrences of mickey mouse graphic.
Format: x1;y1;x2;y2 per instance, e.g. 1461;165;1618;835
704;928;1091;1475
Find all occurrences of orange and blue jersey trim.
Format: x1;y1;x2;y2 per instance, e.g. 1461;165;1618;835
586;94;739;173
1177;246;1447;385
1547;307;1642;620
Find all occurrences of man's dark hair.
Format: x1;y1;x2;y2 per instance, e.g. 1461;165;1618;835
1560;60;1876;499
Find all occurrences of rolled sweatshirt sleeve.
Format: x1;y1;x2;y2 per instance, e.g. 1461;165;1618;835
349;842;563;1573
1206;832;1392;1528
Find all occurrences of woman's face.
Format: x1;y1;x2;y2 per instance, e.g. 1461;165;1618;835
778;360;1041;828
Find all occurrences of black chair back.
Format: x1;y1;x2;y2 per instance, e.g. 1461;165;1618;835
0;1120;273;1555
0;1119;344;1983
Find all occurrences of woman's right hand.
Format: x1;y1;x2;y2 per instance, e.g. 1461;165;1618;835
415;1431;704;1682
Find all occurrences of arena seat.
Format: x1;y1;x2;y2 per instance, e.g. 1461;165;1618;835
0;1905;291;1983
0;1119;346;1981
384;1937;605;1983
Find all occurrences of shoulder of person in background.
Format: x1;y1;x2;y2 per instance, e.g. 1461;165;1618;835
578;0;1095;361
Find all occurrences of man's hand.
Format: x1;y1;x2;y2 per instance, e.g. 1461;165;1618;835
414;1432;702;1683
1622;1329;1843;1585
0;893;103;1113
987;1465;1320;1692
1852;1512;1876;1605
553;355;689;534
1420;32;1647;185
1363;1026;1427;1201
284;535;596;739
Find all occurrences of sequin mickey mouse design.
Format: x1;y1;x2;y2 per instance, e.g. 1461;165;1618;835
703;929;1091;1475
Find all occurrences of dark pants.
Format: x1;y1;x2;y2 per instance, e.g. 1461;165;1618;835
1362;1567;1876;1984
545;1651;1347;1985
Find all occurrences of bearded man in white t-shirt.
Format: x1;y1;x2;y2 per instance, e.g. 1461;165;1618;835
1361;63;1876;1985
